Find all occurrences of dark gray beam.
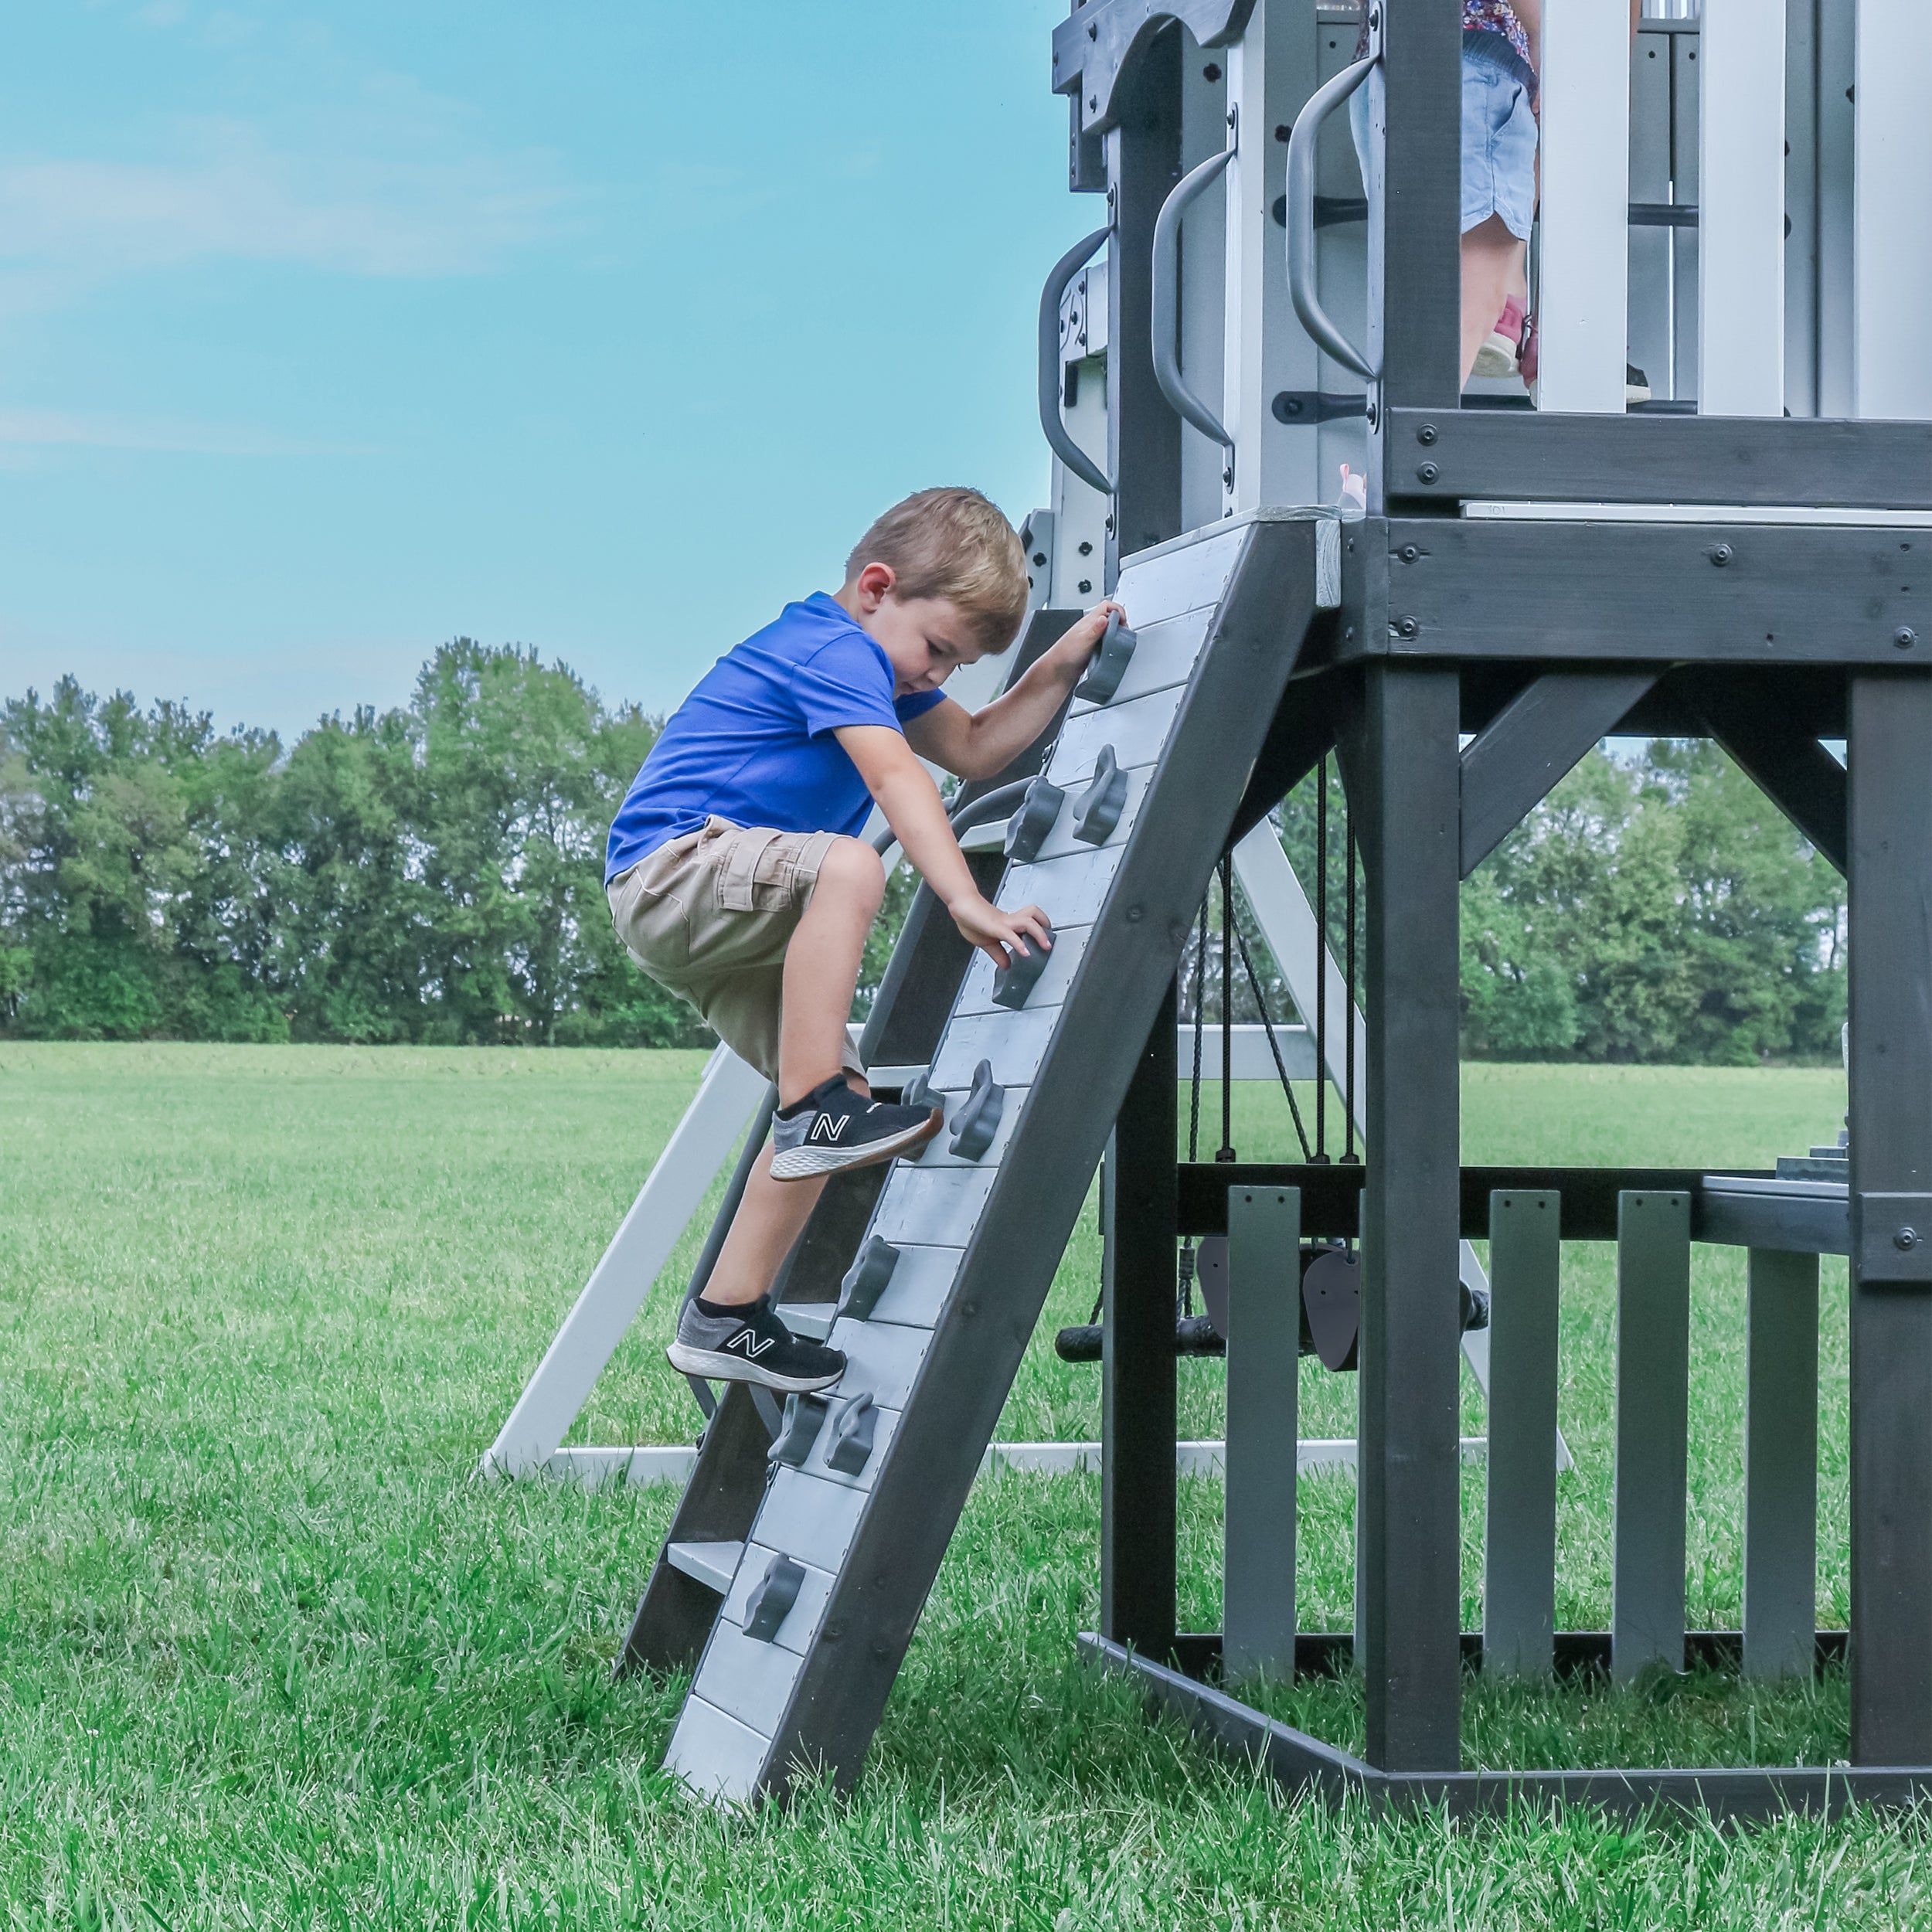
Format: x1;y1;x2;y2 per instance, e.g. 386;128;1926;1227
1344;662;1463;1772
1846;670;1932;1766
1051;0;1253;131
1100;985;1179;1657
1385;408;1932;510
1369;518;1927;665
1459;669;1659;876
1688;673;1849;874
1104;30;1184;585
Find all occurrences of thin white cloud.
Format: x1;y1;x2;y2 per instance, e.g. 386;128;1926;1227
0;406;376;457
0;110;580;298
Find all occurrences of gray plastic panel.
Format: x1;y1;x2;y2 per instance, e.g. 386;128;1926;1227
870;1167;998;1247
664;1696;770;1803
720;1543;836;1657
1113;522;1248;620
1066;607;1214;716
930;1007;1061;1091
1001;847;1121;929
863;1242;964;1329
954;923;1094;1018
782;1304;835;1342
755;1465;872;1571
825;1315;930;1411
911;1082;1029;1169
666;1539;745;1594
1053;686;1185;776
692;1623;811;1736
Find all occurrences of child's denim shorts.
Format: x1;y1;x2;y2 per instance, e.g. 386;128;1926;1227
1348;33;1538;241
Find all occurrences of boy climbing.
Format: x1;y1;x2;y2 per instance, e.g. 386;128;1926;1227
604;486;1123;1395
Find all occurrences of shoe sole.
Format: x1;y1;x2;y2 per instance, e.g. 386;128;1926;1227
666;1342;845;1393
768;1107;944;1182
1471;333;1519;379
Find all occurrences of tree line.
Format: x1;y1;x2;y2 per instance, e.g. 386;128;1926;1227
1;645;1844;1060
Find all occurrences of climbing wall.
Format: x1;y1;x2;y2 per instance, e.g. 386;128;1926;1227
649;509;1337;1801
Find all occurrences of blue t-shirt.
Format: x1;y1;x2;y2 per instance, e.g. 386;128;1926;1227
606;592;945;882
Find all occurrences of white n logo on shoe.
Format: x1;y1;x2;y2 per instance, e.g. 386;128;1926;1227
725;1329;777;1359
808;1114;850;1143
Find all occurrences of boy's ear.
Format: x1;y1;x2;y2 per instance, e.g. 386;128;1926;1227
851;562;896;612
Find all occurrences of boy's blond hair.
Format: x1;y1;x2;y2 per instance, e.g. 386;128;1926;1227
843;487;1030;652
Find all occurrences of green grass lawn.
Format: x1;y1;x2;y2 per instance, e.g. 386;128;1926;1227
5;1043;1927;1929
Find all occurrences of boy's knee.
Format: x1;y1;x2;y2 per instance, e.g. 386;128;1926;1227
818;836;886;912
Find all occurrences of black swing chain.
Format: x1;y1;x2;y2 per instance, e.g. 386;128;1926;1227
1216;855;1236;1165
1312;754;1329;1164
1343;790;1359;1164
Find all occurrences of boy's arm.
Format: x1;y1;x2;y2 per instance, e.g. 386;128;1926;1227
835;725;1053;971
903;601;1124;781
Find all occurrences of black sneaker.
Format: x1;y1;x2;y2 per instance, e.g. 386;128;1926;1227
665;1292;845;1393
768;1075;943;1182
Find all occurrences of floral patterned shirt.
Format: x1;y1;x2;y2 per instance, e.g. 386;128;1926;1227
1356;0;1538;100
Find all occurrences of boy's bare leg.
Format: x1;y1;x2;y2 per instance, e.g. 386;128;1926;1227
1461;216;1529;387
777;836;885;1107
698;836;885;1311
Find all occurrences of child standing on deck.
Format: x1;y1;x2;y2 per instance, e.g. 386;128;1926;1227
604;488;1122;1396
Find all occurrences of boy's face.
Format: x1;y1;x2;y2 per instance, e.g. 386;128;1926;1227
841;564;988;697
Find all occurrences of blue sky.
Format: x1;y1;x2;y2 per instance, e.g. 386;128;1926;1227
0;1;1080;738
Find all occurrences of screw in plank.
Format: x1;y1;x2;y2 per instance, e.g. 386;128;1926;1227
1896;1228;1920;1252
1417;424;1437;444
1896;627;1918;650
1711;543;1733;566
1400;544;1419;563
1397;616;1420;638
1417;462;1440;483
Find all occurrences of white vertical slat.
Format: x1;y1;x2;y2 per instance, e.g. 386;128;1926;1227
1538;0;1633;413
1699;0;1786;414
1852;0;1932;418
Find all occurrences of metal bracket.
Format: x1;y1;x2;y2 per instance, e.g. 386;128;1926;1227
1272;390;1369;424
836;1236;902;1322
743;1554;806;1641
1074;609;1138;704
1854;1192;1932;1284
825;1393;879;1476
1072;744;1131;845
948;1060;1006;1161
1005;775;1067;862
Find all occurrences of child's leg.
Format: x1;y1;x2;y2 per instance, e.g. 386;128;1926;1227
1461;215;1529;386
777;836;885;1107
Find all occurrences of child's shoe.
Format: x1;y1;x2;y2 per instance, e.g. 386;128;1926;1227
1625;362;1651;405
769;1075;943;1181
1471;294;1526;379
667;1291;846;1392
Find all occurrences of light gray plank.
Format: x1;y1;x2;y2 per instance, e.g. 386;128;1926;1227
930;1008;1061;1091
954;923;1094;1018
869;1167;997;1249
1030;764;1153;863
1743;1248;1820;1679
665;1539;744;1595
690;1622;810;1737
1002;847;1124;929
1066;606;1213;716
1482;1191;1561;1678
720;1543;836;1657
1052;685;1185;777
1223;1185;1301;1680
909;1082;1030;1170
664;1696;770;1804
750;1466;870;1573
858;1242;963;1331
1612;1190;1692;1685
824;1315;930;1411
1113;520;1249;621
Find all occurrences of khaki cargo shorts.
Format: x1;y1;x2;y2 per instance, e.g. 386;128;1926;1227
607;815;866;1084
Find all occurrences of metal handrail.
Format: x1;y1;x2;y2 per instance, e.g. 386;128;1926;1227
1152;144;1236;452
1285;56;1379;383
1036;226;1114;497
869;777;1036;857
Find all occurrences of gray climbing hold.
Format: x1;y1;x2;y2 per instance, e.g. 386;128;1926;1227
992;923;1054;1010
1072;745;1129;845
825;1393;878;1476
836;1235;902;1322
899;1071;936;1113
947;1060;1005;1161
1004;775;1066;863
743;1553;806;1641
1073;609;1138;703
768;1391;832;1468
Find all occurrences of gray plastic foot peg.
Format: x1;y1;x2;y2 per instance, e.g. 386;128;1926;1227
825;1393;878;1476
992;923;1053;1010
836;1235;901;1322
947;1060;1005;1160
1073;609;1137;703
1072;745;1129;845
899;1071;936;1113
768;1390;832;1468
1004;776;1065;863
743;1553;806;1641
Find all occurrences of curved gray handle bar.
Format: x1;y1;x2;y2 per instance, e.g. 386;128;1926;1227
1152;145;1236;450
1037;226;1114;498
1285;56;1379;382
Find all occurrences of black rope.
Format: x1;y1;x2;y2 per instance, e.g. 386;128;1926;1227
1311;757;1330;1165
1188;897;1208;1164
1343;791;1359;1164
1233;922;1312;1161
1216;855;1236;1163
